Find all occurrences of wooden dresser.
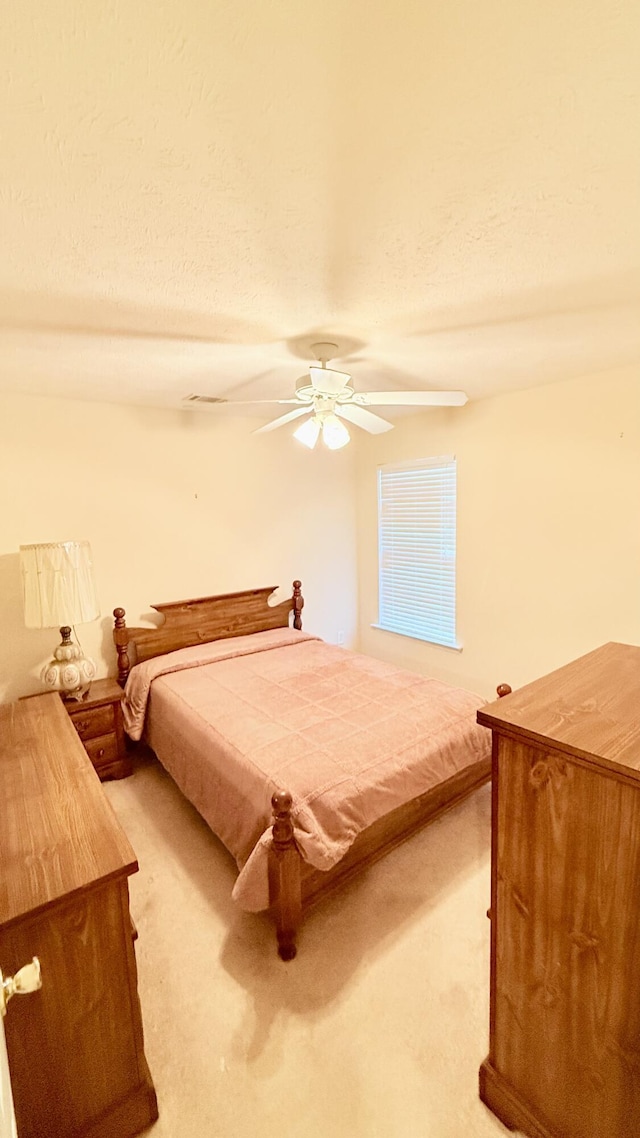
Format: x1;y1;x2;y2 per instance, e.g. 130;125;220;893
0;693;158;1138
478;642;640;1138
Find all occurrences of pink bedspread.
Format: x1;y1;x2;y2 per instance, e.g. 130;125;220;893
123;629;490;911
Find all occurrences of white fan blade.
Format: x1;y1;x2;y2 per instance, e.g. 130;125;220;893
184;394;301;407
335;404;394;434
253;407;310;434
353;390;468;407
309;366;352;395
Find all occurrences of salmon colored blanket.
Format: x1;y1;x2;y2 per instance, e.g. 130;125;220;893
123;628;490;911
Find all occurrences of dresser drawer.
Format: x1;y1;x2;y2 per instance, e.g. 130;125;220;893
84;732;119;770
69;703;115;741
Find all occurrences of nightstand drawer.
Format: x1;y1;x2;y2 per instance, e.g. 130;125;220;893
84;732;119;770
69;703;115;741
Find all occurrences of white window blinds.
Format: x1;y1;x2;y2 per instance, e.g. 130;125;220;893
377;456;458;648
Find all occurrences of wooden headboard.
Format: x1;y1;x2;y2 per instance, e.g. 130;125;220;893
113;580;303;686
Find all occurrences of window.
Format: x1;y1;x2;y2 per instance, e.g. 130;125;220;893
376;456;458;649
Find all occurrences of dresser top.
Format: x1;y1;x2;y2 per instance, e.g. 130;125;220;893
478;642;640;773
0;693;137;929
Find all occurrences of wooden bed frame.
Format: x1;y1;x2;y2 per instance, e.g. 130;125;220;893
113;581;508;960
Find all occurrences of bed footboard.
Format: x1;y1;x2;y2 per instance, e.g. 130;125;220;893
268;790;302;961
266;681;512;959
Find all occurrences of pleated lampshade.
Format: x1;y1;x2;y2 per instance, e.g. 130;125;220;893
20;541;100;628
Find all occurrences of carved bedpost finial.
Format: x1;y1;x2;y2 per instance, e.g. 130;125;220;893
271;790;295;851
292;580;303;630
113;607;131;688
497;683;512;698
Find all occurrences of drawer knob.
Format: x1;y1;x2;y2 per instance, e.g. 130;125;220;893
76;720;90;732
96;748;105;758
1;957;42;1018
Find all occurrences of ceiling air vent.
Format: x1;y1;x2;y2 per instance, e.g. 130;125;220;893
183;394;228;404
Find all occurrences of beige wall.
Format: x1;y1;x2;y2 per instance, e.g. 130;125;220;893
0;392;358;703
4;368;638;707
356;365;640;698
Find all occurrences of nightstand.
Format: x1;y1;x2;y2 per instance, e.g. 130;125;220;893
65;676;131;780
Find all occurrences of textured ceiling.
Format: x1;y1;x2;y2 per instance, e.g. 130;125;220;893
1;0;639;416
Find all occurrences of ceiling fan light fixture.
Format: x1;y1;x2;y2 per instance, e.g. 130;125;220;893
321;413;350;450
293;416;321;449
186;337;469;445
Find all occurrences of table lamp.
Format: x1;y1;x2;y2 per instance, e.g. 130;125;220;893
20;540;100;701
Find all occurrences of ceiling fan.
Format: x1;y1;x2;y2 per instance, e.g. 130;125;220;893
184;342;468;449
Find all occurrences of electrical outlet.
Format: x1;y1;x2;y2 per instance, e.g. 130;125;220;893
337;630;345;646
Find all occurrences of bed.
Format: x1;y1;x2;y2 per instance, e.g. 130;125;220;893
113;581;504;959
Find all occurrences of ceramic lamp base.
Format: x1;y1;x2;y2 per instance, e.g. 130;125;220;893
41;626;97;701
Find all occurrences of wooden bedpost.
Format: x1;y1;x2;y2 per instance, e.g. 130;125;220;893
270;790;302;961
497;684;512;698
292;580;303;630
113;608;131;688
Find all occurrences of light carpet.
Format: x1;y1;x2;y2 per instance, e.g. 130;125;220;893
103;750;511;1138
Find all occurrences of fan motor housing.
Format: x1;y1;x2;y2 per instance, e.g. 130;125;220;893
294;379;355;404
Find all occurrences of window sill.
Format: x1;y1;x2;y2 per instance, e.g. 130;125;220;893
370;624;463;652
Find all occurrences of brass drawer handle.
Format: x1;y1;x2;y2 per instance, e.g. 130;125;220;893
1;958;42;1017
75;719;91;732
